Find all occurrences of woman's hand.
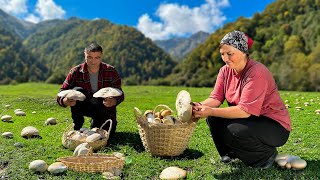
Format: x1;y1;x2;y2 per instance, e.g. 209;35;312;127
192;105;213;118
103;97;117;107
63;98;77;106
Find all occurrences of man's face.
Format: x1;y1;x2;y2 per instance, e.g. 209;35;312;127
85;51;102;69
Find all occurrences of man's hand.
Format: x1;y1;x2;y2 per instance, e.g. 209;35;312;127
103;97;117;107
63;98;77;106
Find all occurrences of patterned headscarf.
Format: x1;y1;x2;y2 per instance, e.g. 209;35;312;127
220;30;253;54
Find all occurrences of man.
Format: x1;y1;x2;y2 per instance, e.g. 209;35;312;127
57;43;124;139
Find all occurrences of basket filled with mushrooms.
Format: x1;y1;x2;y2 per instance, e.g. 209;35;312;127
134;90;197;157
62;119;112;151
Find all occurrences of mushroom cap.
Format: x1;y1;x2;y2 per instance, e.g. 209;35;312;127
160;109;172;117
21;126;39;138
93;87;123;98
275;153;290;162
1;115;12;122
276;159;287;167
291;159;307;170
175;90;192;122
57;90;86;101
29;160;48;173
159;166;187;180
144;110;154;116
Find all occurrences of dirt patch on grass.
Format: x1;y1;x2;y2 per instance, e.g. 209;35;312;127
0;161;9;175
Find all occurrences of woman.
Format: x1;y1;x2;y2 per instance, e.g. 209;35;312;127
192;30;291;169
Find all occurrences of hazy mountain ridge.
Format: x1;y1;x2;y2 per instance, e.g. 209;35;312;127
154;31;210;61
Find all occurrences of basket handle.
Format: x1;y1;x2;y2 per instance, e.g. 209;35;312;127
63;123;75;137
134;107;146;124
100;119;113;134
153;104;173;115
133;107;143;119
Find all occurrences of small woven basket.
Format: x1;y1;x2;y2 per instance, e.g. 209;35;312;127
58;153;125;173
62;119;112;151
134;105;197;157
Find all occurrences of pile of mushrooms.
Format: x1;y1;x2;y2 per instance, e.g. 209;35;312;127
275;154;307;170
141;90;193;125
144;109;179;125
66;127;107;143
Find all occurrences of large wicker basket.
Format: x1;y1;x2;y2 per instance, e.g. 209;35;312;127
134;105;197;157
58;153;125;173
62;119;112;151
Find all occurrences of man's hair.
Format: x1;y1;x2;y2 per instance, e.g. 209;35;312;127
84;43;103;53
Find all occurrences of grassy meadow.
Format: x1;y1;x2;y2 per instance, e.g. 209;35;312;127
0;83;319;179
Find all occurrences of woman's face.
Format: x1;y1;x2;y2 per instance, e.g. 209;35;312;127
219;44;247;72
85;51;102;69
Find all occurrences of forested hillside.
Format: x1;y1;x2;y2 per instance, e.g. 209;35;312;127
167;0;320;91
0;12;176;85
0;26;47;84
0;0;319;91
22;18;176;85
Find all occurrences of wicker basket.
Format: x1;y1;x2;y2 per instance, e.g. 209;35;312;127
134;105;197;157
62;119;112;151
58;153;125;173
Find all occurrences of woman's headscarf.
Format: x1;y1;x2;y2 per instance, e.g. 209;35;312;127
220;30;254;54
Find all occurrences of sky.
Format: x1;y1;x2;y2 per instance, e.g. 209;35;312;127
0;0;276;40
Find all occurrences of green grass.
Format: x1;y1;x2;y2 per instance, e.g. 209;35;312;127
0;83;319;179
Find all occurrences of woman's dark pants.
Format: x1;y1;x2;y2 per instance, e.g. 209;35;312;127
206;116;289;167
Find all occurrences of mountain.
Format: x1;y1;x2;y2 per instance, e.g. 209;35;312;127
166;0;320;91
0;26;47;84
154;31;210;61
0;9;34;39
22;18;176;85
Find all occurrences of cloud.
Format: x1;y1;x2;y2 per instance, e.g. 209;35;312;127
137;0;229;40
34;0;65;21
0;0;65;23
24;14;40;24
0;0;28;15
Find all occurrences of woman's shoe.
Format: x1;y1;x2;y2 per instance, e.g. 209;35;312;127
257;151;277;169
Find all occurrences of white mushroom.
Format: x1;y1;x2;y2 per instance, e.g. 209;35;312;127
73;143;90;156
57;90;86;101
175;90;192;123
159;166;187;180
45;117;57;125
276;159;287;167
15;111;26;116
86;133;101;142
291;159;307;170
1;115;12;122
2;132;13;138
21;126;39;138
144;110;155;123
47;162;68;174
14;109;22;113
93;87;123;98
77;147;92;155
29;160;48;173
